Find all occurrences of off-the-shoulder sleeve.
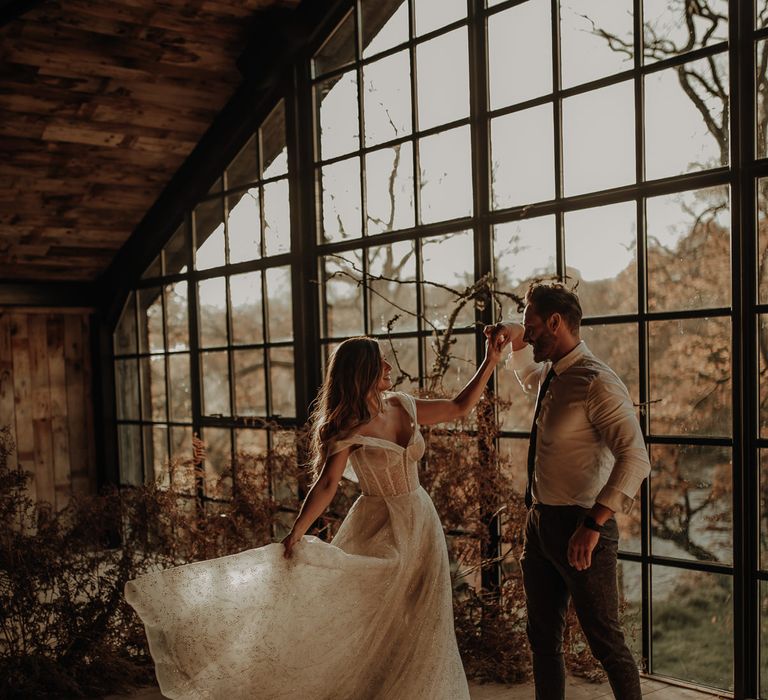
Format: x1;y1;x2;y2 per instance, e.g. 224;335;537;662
392;392;418;424
325;438;361;483
328;438;355;457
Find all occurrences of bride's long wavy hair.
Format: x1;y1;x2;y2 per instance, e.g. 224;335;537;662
308;337;384;479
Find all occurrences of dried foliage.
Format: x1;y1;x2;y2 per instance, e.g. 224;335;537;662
0;425;303;699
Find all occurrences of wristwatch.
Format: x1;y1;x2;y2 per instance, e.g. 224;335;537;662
582;515;603;533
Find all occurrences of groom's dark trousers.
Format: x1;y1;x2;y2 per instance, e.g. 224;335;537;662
521;503;642;700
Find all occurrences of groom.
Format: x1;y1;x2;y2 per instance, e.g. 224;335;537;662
490;283;650;700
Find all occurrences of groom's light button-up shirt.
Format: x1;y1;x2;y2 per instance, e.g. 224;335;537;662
509;340;650;515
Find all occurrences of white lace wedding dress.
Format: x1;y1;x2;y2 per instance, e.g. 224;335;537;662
125;392;471;700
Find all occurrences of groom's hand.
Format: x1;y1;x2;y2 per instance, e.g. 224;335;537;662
567;525;600;571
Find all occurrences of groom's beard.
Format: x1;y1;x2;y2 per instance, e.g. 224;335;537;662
532;332;557;362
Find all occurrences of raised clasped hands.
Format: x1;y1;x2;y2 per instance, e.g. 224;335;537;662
482;323;510;364
482;322;525;364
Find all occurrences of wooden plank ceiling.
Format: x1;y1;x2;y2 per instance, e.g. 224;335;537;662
0;0;293;282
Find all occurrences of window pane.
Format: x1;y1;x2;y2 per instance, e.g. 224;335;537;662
644;53;729;180
493;215;557;306
562;80;635;196
203;427;232;500
266;267;293;342
118;424;142;486
643;0;728;64
448;535;482;592
650;444;732;565
263;179;291;256
382;336;420;393
320;157;362;242
165;281;188;351
168;353;192;422
496;360;536;432
115;359;139;421
760;316;768;438
194;198;226;270
363;49;411;146
202;350;230;416
759;40;768;159
422;231;474;329
651;567;733;691
759;178;768;305
762;450;768;568
425;332;475;394
198;277;228;348
560;0;634;88
114;293;137;355
761;580;768;698
365;142;415;234
141;254;161;280
261;100;288;179
316;71;359;160
235;428;269;481
487;0;551;110
322;251;364;337
234;349;266;416
227;188;260;264
418;126;472;224
230;271;263;346
491;104;555;210
416;28;469;131
564;201;637;316
138;356;152;422
369;240;418;333
144;424;168;487
414;0;465;36
618;561;643;664
362;0;408;58
169;426;195;494
138;287;164;354
139;355;167;422
646;186;731;312
498;438;527;505
313;10;356;77
270;347;295;417
164;222;188;275
271;430;299;505
648;317;731;436
760;2;768;29
225;134;258;190
580;323;639;405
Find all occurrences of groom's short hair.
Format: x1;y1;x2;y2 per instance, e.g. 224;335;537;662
525;283;582;333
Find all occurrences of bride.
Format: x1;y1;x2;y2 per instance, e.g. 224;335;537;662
125;329;509;699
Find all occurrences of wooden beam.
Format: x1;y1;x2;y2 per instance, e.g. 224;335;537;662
0;0;44;28
0;281;96;306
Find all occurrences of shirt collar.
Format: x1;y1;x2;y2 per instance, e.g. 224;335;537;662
551;340;590;376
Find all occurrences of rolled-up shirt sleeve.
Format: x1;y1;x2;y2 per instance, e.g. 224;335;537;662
586;374;651;514
509;344;547;395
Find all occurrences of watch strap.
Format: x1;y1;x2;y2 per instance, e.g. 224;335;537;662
583;515;603;533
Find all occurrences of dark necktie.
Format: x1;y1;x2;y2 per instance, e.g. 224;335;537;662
525;366;556;509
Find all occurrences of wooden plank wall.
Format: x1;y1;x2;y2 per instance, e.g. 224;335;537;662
0;309;96;509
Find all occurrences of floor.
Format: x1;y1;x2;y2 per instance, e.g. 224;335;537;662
107;676;728;699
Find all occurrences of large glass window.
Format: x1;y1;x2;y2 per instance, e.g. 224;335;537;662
114;101;296;509
111;0;765;694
